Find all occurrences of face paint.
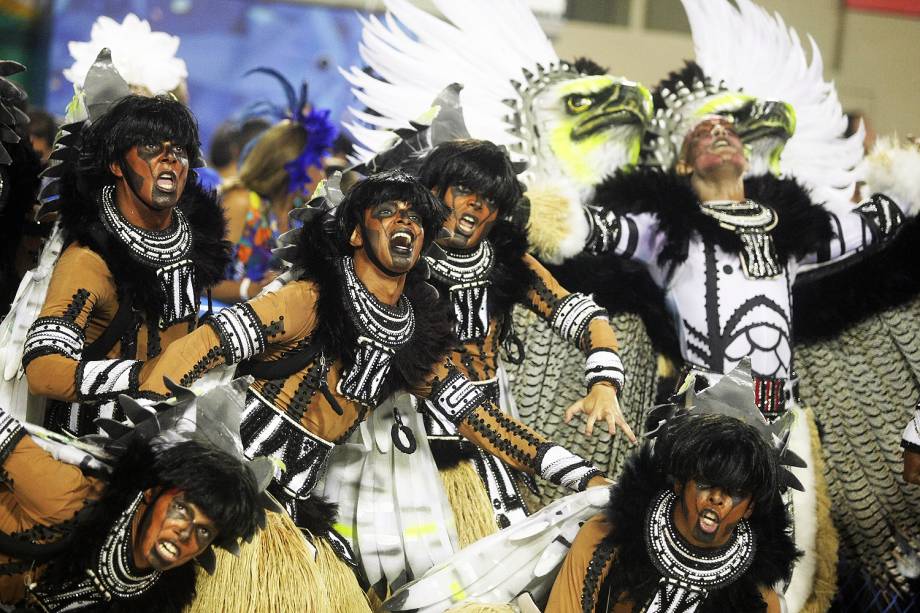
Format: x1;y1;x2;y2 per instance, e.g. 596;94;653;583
672;479;753;548
134;489;218;571
680;117;747;177
120;141;190;212
358;200;424;275
437;185;498;250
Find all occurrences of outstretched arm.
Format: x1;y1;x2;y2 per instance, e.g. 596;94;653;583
0;408;95;529
24;246;139;403
545;513;615;613
521;254;635;441
137;281;319;397
798;192;911;272
417;360;608;492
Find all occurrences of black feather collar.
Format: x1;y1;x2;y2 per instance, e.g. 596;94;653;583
293;231;455;399
58;176;230;321
595;446;798;612
427;220;534;332
593;168;834;267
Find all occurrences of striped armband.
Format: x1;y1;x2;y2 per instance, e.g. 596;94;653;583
584;348;625;393
536;443;602;492
902;406;920;454
22;316;85;367
0;408;24;465
550;293;607;347
75;359;142;401
207;302;267;365
427;370;488;426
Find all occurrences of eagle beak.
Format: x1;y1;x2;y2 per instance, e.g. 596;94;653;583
571;81;653;141
736;99;796;145
735;99;796;173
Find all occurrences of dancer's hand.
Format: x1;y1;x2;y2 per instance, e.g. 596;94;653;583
564;382;636;442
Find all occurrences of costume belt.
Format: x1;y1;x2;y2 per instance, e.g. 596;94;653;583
682;366;794;421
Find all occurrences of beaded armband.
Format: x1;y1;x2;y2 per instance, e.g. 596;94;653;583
22;316;85;367
857;193;905;242
584;204;621;255
549;293;608;348
901;404;920;454
75;359;142;401
207;302;267;365
584;348;625;393
0;408;24;465
427;369;488;426
535;442;602;492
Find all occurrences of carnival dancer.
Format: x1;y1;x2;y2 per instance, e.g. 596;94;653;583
578;109;920;611
22;94;229;436
133;170;611;600
545;408;798;612
0;379;275;611
0;60;43;318
417;139;634;530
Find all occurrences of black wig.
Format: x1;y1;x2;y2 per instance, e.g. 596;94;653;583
147;439;263;549
655;414;780;514
418;139;523;218
335;168;449;254
76;95;202;199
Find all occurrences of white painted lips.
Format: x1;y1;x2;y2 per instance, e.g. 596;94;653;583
390;230;414;254
156;171;177;192
157;539;180;562
456;213;477;235
699;509;720;534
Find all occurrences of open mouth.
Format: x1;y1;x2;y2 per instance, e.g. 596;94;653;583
155;171;178;193
572;108;645;140
455;213;478;236
390;230;415;256
698;509;721;534
156;539;180;563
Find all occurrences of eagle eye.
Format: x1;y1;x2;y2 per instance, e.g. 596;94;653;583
566;95;594;114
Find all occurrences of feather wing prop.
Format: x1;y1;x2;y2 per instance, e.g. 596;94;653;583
341;0;557;163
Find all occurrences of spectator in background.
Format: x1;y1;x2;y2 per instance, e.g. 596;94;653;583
209;117;271;184
323;133;354;175
211;70;336;305
26;108;58;166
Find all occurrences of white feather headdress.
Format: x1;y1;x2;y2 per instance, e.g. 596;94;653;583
64;13;188;96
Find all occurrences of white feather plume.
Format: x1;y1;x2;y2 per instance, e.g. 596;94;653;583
64;13;188;95
682;0;864;203
862;137;920;217
342;0;559;163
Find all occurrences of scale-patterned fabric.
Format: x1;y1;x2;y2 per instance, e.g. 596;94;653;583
506;307;658;508
797;294;920;601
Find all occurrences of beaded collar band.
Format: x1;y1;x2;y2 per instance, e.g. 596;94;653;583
699;199;781;279
427;241;495;341
29;492;161;610
99;183;192;268
643;489;755;613
337;256;416;404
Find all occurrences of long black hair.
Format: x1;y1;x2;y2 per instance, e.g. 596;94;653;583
418;139;522;218
41;438;263;594
336;169;448;253
75;95;202;199
655;413;780;514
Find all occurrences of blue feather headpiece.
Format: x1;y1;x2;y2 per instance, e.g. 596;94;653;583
245;67;338;195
